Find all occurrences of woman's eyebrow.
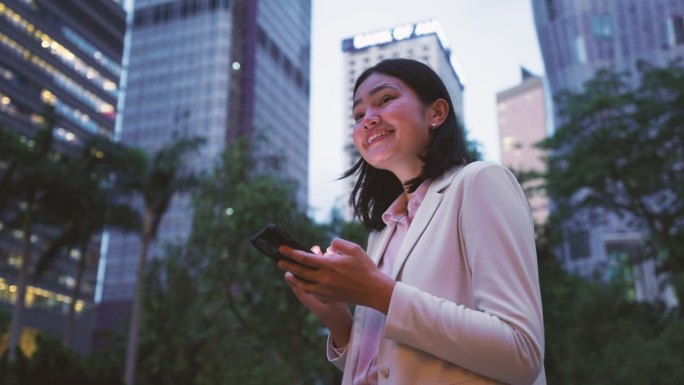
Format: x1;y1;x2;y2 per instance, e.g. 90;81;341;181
352;84;399;110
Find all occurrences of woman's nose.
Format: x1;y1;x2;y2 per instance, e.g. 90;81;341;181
362;113;380;130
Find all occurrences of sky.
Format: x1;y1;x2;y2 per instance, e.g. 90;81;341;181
307;0;546;222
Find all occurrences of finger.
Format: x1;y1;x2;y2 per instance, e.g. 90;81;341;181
279;246;323;268
330;238;363;256
311;245;322;254
284;271;296;286
286;271;320;292
325;245;340;255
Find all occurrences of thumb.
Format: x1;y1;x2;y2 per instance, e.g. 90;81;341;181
330;238;363;255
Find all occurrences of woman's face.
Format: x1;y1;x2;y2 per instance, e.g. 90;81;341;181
352;73;434;182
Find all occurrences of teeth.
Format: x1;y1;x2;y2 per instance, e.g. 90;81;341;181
368;131;391;145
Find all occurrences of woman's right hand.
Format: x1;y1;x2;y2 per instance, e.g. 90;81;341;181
283;245;353;348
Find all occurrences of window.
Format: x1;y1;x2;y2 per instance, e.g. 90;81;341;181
572;36;587;64
545;0;556;21
591;15;613;38
667;15;684;47
568;231;591;260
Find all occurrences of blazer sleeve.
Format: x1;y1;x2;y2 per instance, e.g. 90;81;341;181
383;163;545;385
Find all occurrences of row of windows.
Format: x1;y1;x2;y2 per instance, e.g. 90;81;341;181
133;0;231;28
0;2;119;97
0;88;86;144
256;25;309;93
0;279;87;313
346;45;431;67
41;89;112;138
544;14;684;70
61;26;121;77
0;32;116;120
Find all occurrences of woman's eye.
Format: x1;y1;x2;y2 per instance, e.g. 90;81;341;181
381;95;393;104
353;112;364;122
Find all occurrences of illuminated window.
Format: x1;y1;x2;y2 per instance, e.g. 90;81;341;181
591;15;613;38
0;4;118;96
572;36;587;64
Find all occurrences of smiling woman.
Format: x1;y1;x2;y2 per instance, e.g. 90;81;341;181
351;74;442;183
280;58;546;385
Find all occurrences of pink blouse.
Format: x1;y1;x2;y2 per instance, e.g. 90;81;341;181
351;180;431;385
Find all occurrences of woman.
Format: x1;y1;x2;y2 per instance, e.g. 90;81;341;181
279;58;545;384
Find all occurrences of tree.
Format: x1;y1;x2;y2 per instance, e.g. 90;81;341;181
539;61;684;307
536;225;684;384
123;137;204;385
0;117;66;360
0;333;124;385
31;136;142;347
135;142;340;384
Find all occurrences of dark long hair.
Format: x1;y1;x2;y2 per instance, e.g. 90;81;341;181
343;58;471;231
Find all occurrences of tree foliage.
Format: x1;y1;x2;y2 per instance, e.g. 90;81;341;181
0;334;123;385
1;120;145;353
123;136;204;385
539;61;684;305
0;115;71;360
537;226;684;384
135;142;340;385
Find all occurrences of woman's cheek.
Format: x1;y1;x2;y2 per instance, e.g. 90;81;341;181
352;126;364;150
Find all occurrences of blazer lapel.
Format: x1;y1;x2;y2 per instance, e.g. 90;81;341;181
390;165;464;279
367;224;394;266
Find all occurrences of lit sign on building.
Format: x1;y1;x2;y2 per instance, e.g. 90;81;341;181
341;19;448;52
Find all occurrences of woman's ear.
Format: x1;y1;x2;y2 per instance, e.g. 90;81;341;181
429;98;449;127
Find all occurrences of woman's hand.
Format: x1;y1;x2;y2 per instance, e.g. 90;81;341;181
278;238;396;314
281;245;352;347
284;270;352;347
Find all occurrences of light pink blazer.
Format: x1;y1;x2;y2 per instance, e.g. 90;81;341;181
328;161;546;385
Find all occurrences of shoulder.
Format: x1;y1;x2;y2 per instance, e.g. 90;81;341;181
461;161;511;178
433;161;516;193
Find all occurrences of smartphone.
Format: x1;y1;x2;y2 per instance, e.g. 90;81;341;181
250;223;308;263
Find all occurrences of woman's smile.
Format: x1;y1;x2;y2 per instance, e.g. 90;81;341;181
366;129;394;146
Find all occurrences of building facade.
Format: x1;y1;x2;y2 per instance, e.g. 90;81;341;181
497;68;549;225
0;0;126;353
532;0;683;304
533;0;684;97
339;20;465;216
94;0;311;336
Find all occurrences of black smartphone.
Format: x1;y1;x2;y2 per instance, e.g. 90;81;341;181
250;223;308;263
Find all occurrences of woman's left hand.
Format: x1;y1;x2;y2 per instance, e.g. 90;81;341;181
278;238;396;313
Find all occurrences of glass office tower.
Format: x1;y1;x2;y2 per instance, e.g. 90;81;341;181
95;0;311;337
533;0;684;97
0;0;125;352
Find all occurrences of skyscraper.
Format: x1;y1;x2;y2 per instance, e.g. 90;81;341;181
532;0;682;304
339;20;465;216
533;0;684;99
95;0;311;335
0;0;126;352
497;68;549;225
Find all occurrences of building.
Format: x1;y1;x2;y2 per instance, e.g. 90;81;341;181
533;0;684;98
94;0;311;338
532;0;683;305
497;68;549;225
0;0;126;353
339;20;465;215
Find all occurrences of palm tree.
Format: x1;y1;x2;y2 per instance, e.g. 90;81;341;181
123;137;204;385
32;136;143;347
0;119;63;360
